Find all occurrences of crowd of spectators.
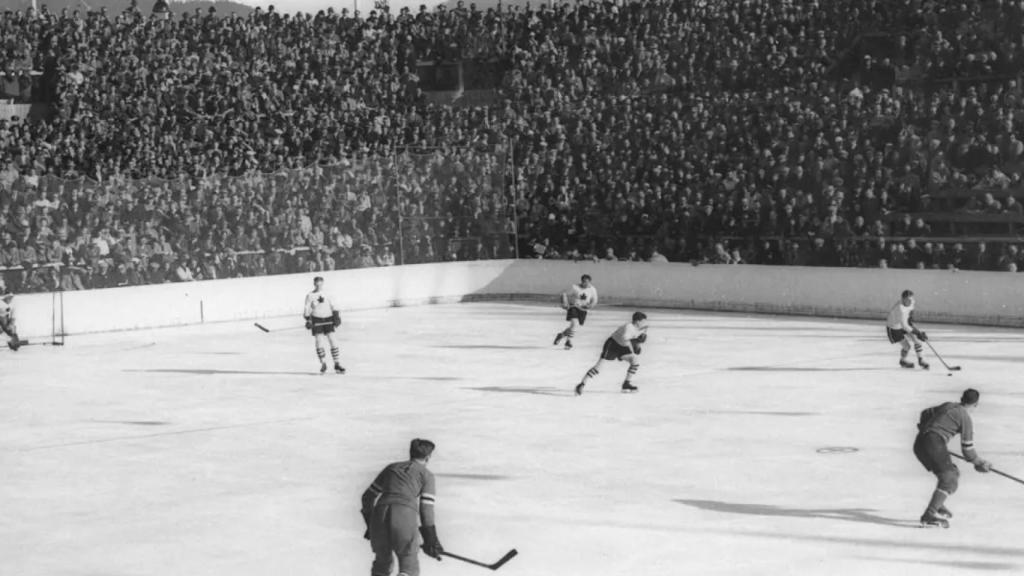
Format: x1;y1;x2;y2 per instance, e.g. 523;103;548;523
2;0;1024;293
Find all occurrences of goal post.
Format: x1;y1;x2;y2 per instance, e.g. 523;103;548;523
3;289;66;348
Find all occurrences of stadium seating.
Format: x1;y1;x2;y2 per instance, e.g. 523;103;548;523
1;0;1023;293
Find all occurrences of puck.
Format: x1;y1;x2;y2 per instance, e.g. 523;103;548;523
947;373;952;377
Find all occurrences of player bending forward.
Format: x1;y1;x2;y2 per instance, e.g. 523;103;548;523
303;276;345;374
0;293;21;351
886;289;929;369
361;438;444;576
913;388;993;528
575;311;648;395
553;274;598;350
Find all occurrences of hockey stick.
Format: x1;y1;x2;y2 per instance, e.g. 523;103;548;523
253;322;332;333
439;549;518;571
923;341;961;371
951;453;1024;486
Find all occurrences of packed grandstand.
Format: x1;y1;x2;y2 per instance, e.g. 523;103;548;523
1;0;1023;292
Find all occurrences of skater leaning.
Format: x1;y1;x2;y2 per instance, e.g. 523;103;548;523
554;274;598;350
913;388;993;528
0;292;21;351
303;276;344;374
575;311;647;395
361;438;444;576
886;289;929;369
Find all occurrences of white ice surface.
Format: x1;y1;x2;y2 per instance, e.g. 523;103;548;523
2;302;1023;576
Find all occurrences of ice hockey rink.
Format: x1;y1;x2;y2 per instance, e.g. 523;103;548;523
2;301;1023;576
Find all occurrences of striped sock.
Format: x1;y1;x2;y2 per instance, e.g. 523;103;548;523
316;347;326;363
582;366;599;383
331;347;340;363
626;364;639;382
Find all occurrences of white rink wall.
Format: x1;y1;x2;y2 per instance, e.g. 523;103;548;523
10;260;1024;339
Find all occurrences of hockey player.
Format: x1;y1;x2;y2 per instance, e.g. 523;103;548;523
361;438;444;576
553;274;598;350
886;289;929;369
914;389;993;528
575;311;647;395
303;276;345;374
0;293;21;351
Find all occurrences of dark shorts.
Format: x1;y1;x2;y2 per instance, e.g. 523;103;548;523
370;504;420;576
311;316;335;336
887;327;906;344
914;431;956;474
566;306;588;325
600;337;634;361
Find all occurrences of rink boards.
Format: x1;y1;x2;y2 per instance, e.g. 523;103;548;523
10;260;1024;341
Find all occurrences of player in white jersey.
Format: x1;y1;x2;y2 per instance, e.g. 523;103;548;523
553;274;598;350
886;289;929;369
575;311;648;395
0;292;21;351
304;276;345;374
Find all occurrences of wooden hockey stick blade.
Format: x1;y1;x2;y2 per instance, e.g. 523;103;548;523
923;341;960;371
440;549;518;570
254;322;270;332
952;453;1024;486
489;549;518;570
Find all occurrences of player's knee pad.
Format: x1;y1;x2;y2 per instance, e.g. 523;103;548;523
937;469;959;494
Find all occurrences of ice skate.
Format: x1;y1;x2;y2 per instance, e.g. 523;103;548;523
574;382;585;396
564;341;573;350
553;333;564;346
900;359;915;369
920;510;949;528
621;381;638;393
918;358;930;370
936;505;953;519
320;362;328;374
334;363;346;374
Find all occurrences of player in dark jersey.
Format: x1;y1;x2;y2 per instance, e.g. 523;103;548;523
361;439;443;576
0;293;20;351
913;389;993;528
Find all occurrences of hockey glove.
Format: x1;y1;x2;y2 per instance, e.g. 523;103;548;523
332;311;341;328
974;459;993;473
420;525;444;560
304;318;313;330
913;329;928;342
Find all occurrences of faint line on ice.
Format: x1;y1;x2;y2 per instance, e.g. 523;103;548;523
11;417;312;453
